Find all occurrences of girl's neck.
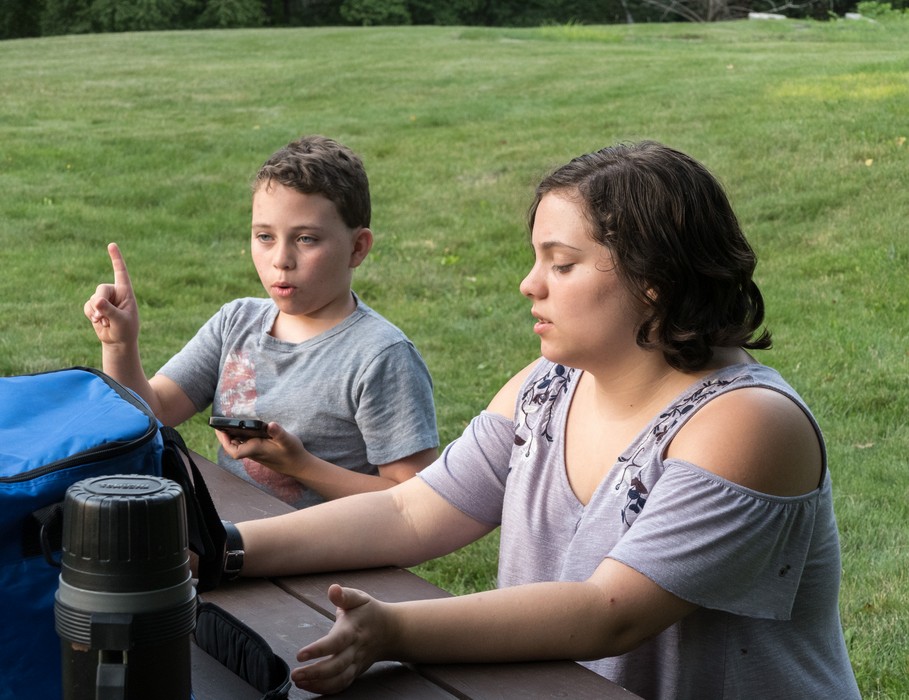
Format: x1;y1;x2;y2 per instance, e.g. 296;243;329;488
579;346;753;422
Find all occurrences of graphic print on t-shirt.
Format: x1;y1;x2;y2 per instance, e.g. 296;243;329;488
221;350;305;505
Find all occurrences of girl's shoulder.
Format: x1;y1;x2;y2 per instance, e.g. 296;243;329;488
486;358;576;418
666;364;824;497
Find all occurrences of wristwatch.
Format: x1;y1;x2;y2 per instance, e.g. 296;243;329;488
221;520;245;582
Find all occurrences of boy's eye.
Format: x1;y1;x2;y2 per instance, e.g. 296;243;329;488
297;235;316;244
254;232;273;242
553;263;574;273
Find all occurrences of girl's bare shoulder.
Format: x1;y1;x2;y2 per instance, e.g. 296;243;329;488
666;386;823;496
486;358;543;418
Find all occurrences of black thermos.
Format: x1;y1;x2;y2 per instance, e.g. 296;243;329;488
54;475;196;699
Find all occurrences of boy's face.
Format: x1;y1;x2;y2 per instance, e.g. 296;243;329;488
251;182;371;323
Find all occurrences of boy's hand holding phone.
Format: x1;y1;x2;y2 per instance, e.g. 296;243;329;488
209;416;270;440
210;418;313;483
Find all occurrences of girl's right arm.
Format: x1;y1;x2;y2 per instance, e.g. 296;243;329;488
238;475;494;576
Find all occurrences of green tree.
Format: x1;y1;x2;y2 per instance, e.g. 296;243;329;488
340;0;411;24
89;0;181;32
40;0;93;35
199;0;265;27
0;0;43;39
406;0;487;24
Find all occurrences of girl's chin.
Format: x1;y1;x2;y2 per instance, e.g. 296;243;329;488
538;342;576;368
539;346;564;364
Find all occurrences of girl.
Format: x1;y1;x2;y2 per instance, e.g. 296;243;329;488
228;141;860;699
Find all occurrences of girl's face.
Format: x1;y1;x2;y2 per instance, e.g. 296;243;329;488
520;192;644;371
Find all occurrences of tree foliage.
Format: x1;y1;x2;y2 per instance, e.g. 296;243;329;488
0;0;879;40
340;0;411;25
199;0;265;28
90;0;182;32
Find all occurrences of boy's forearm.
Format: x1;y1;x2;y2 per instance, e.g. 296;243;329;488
262;445;435;501
100;343;160;414
283;453;402;500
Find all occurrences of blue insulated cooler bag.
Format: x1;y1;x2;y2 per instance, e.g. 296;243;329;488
0;367;227;700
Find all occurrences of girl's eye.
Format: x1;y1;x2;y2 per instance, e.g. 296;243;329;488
254;232;273;242
297;235;316;245
553;264;574;273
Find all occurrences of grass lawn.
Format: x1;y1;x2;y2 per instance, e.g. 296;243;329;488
1;18;907;697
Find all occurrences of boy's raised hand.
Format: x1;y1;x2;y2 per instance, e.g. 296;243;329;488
84;242;140;346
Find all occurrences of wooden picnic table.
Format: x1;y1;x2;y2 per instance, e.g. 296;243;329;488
189;451;642;699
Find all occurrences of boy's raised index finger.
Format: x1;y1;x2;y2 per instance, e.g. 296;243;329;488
106;242;133;289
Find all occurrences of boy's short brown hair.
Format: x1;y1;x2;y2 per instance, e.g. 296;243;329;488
254;135;371;229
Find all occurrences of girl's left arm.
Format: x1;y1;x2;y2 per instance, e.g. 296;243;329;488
292;557;696;695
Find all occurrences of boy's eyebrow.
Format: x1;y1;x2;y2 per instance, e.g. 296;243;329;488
251;221;323;232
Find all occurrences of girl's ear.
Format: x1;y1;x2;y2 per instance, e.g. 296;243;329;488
349;227;374;268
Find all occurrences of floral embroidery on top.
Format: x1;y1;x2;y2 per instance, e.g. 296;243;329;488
614;375;744;526
652;377;739;442
514;363;573;457
614;444;650;525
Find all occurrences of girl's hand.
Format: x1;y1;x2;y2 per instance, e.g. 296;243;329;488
291;584;392;695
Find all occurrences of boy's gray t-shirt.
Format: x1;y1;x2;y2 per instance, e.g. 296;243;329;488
159;295;438;509
419;359;861;699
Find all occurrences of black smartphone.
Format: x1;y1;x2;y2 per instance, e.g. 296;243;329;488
209;416;270;439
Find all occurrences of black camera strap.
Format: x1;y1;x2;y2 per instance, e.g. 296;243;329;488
194;601;291;700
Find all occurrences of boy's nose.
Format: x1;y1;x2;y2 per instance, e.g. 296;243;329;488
274;244;296;269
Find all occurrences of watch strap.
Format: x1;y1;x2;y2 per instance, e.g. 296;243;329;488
221;520;245;582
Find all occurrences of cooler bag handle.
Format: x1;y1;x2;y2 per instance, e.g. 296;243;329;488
28;502;64;567
159;426;228;593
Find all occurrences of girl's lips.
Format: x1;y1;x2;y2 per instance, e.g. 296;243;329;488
272;284;296;298
532;317;552;335
530;308;551;335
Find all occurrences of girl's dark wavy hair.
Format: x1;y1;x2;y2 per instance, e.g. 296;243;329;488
528;141;771;371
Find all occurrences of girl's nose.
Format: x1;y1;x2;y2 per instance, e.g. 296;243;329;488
519;263;543;299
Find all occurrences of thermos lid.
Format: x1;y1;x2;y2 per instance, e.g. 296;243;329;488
60;475;190;593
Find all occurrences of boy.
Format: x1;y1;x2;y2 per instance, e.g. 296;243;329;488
85;135;439;508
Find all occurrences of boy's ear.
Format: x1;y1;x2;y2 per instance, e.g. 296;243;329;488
349;227;373;268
